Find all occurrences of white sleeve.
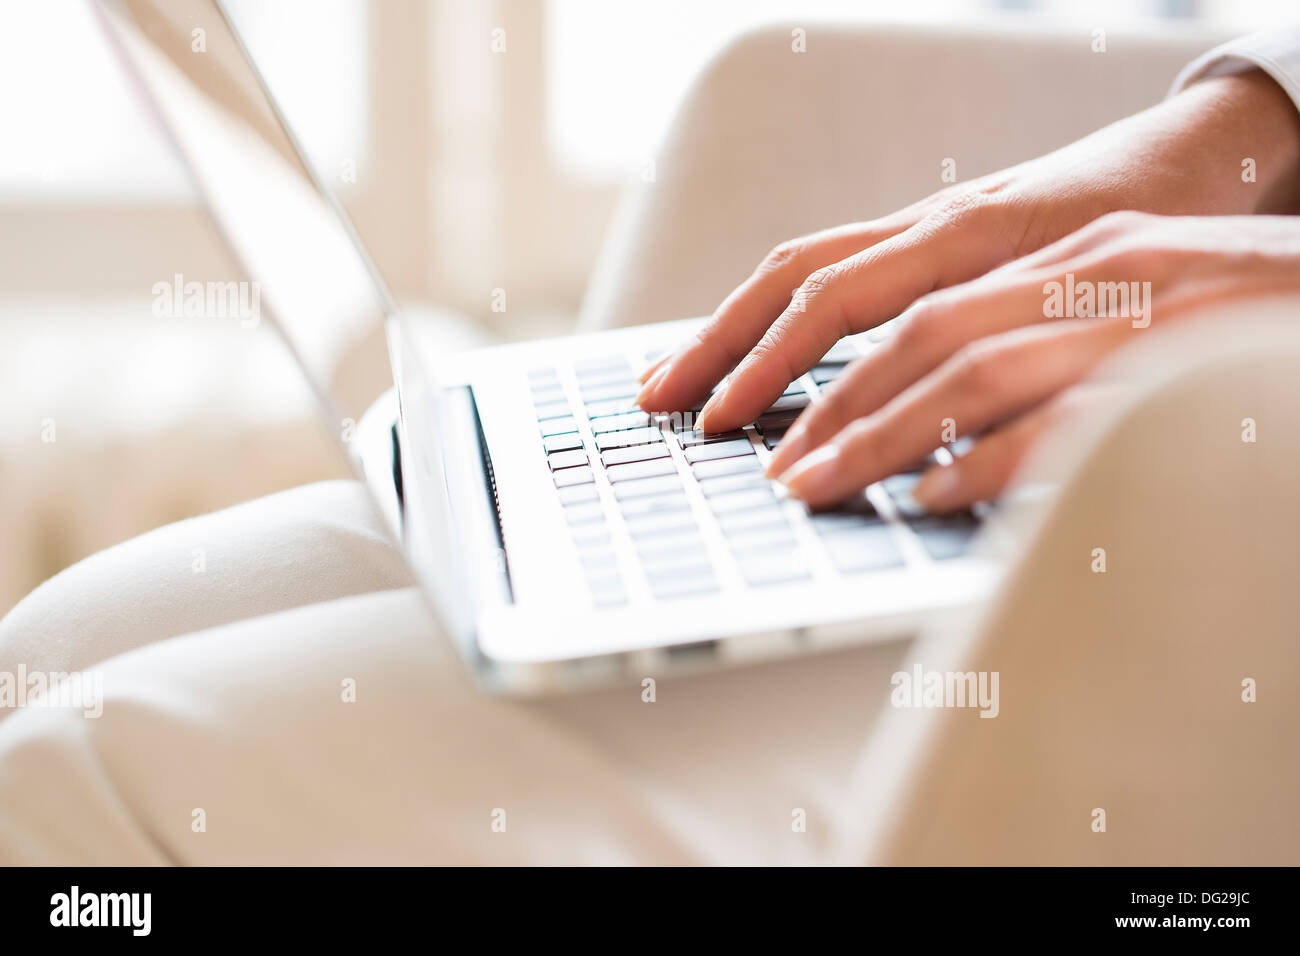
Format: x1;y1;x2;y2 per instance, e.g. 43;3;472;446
1169;28;1300;117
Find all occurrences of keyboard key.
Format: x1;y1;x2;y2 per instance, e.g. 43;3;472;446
585;570;626;604
563;501;605;526
576;367;636;388
716;506;789;536
619;492;691;520
692;455;762;480
762;429;788;450
754;411;801;433
866;318;901;343
605;457;677;483
821;524;904;574
948;436;975;458
881;472;925;518
676;428;747;448
910;512;979;560
810;365;845;385
807;495;878;532
642;549;713;576
557;483;600;506
709;487;779;515
574;355;630;374
585;398;640;419
530;382;567;403
684;438;755;463
821;340;859;364
570;525;611;548
540;416;578;437
624;510;698;539
601;443;671;468
736;549;811;586
808;511;882;535
578;548;619;572
527;366;559;383
589;411;650;433
547;448;590;471
580;382;638;403
763;393;811;415
646;568;719;599
543;432;584;454
596;427;664;451
613;474;682;500
554;466;594;488
727;524;799;554
697;471;771;497
636;533;707;566
534;400;572;421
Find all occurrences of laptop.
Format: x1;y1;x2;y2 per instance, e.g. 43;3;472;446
95;0;1001;692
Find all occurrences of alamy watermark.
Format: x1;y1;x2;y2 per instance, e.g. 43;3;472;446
890;664;999;718
50;886;150;936
152;273;261;328
1043;272;1151;328
0;665;103;718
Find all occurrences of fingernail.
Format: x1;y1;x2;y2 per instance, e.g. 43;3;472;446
635;365;671;408
777;444;841;503
695;385;728;431
638;355;670;384
913;465;962;511
765;422;809;477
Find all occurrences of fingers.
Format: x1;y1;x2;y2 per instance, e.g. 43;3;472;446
636;218;921;414
691;202;1025;432
911;385;1108;512
766;223;1168;475
777;318;1131;508
912;403;1052;513
765;274;1060;476
637;353;671;385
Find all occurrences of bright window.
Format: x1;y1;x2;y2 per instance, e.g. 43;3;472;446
546;0;1299;180
0;0;367;203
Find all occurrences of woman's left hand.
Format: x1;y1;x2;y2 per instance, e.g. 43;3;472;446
768;212;1300;511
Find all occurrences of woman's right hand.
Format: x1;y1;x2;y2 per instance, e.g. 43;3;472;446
635;70;1300;433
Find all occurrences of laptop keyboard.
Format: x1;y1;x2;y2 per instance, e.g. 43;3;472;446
526;346;983;606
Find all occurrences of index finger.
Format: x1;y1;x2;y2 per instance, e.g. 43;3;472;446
636;218;917;415
693;206;1016;432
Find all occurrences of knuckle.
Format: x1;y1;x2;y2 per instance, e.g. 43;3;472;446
894;295;947;352
1083;210;1155;246
693;319;729;353
951;342;1006;395
836;417;877;455
1097;242;1148;275
930;191;996;232
747;333;781;364
785;265;844;325
759;239;807;274
1096;209;1152;230
799;265;839;297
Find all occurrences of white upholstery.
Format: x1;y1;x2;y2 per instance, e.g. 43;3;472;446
581;21;1225;330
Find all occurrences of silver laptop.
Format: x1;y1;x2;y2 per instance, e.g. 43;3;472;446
95;0;1000;692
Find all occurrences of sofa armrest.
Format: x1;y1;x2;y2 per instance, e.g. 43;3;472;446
581;20;1226;331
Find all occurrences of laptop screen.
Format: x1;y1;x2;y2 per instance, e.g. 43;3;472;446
95;0;481;639
94;0;399;442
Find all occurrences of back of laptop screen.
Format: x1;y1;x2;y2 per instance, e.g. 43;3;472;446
96;0;396;442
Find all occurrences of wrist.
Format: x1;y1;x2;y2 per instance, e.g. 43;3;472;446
1174;70;1300;215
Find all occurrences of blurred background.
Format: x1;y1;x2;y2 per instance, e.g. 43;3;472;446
0;0;1290;614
